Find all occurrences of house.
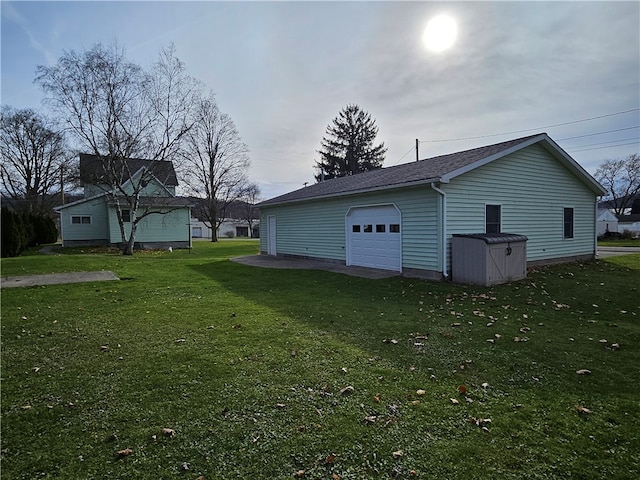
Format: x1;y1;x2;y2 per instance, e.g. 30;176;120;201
617;214;640;237
55;154;192;249
191;217;259;239
597;209;619;236
258;133;606;280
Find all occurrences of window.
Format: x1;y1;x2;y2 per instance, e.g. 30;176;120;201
485;205;501;233
121;209;131;223
563;207;574;239
390;224;400;233
363;224;373;233
376;224;386;233
352;225;361;233
71;215;91;225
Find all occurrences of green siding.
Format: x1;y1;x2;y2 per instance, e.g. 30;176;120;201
59;198;109;244
260;144;598;276
260;187;441;271
445;143;597;264
108;207;191;243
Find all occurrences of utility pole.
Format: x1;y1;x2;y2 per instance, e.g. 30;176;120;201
60;165;65;205
416;139;419;162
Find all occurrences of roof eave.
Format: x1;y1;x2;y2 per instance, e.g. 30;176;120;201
259;177;442;208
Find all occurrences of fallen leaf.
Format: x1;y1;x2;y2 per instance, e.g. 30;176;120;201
576;405;591;415
457;384;467;395
324;453;337;464
162;428;176;437
416;389;426;396
32;366;40;373
21;405;32;410
116;448;133;457
341;367;348;374
576;369;592;375
294;470;305;478
100;345;109;351
481;382;489;389
450;398;459;404
339;385;354;396
610;343;620;350
332;474;341;480
275;403;286;409
364;415;377;424
392;450;404;459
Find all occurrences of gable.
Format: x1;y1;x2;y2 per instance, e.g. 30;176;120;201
260;133;605;207
79;154;179;187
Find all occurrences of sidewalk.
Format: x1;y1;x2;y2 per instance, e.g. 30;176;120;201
1;271;120;288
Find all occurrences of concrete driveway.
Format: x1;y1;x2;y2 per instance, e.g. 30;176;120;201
232;255;399;279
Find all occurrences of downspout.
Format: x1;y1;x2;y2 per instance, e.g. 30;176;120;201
431;182;449;279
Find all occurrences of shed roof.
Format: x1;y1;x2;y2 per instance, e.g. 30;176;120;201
79;154;179;187
260;133;605;207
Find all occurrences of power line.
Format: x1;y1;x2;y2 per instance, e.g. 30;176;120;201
418;108;639;144
564;136;640;150
558;126;640;141
569;141;640;154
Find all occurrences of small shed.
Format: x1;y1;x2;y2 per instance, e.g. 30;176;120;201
452;233;528;286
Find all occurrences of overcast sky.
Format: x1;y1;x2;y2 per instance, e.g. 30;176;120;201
2;1;639;200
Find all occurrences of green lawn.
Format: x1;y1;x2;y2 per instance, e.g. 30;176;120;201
598;238;640;247
2;241;639;479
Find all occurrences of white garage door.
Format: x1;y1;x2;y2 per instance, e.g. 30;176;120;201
347;205;401;271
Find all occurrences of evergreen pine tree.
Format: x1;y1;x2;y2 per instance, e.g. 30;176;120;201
314;105;387;182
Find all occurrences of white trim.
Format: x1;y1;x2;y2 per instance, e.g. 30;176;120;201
430;183;448;278
345;203;402;271
484;203;502;234
70;214;92;225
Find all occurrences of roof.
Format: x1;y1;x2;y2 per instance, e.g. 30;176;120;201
259;133;605;207
453;233;528;244
79;154;179;187
617;214;640;223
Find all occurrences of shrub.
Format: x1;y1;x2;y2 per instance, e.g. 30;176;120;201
1;207;27;257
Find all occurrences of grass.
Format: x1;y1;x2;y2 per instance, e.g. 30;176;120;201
2;241;639;479
598;238;640;247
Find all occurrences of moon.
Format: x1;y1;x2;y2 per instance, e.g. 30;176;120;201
423;15;458;52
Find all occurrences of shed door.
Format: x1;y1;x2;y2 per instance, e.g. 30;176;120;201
347;205;401;271
267;215;277;256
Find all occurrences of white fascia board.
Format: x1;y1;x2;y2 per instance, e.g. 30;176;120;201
260;177;442;208
120;167;176;197
54;191;110;211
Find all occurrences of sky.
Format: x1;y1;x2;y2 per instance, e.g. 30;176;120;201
2;0;639;201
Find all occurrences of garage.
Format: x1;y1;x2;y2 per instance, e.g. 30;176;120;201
346;205;402;271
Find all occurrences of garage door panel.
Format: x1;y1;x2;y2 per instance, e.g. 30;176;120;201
347;206;401;271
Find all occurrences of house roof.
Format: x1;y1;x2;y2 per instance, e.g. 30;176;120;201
79;154;179;187
259;133;605;207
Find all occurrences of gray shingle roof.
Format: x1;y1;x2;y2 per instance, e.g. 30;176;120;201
79;154;179;187
260;133;546;207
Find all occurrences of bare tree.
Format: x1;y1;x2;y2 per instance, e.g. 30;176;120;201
239;183;261;238
0;106;68;215
595;153;640;216
35;43;199;254
181;92;250;242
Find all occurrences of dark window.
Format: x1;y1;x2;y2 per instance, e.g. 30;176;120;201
390;224;400;233
352;225;361;233
121;209;131;223
564;207;574;239
376;224;386;233
71;215;91;225
485;205;501;233
364;224;373;233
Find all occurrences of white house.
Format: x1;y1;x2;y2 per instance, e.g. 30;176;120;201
191;218;259;239
597;209;619;236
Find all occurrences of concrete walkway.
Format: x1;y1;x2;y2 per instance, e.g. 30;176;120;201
597;246;640;258
1;271;120;289
232;255;400;279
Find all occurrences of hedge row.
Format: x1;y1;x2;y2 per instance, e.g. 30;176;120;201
1;207;58;257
